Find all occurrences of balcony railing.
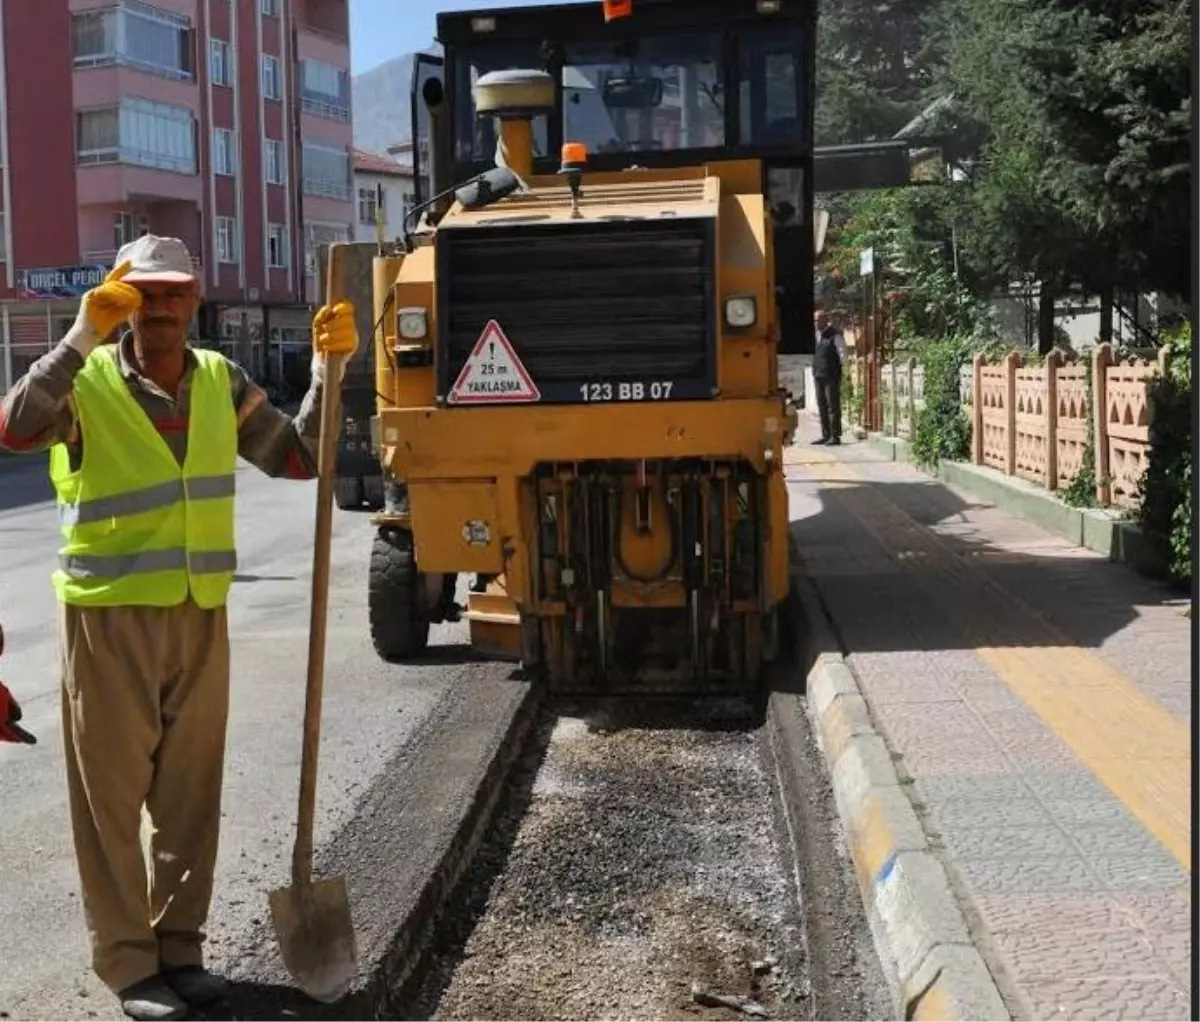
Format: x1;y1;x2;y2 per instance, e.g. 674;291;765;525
303;179;352;201
301;95;350;122
77;147;197;175
74;52;194;82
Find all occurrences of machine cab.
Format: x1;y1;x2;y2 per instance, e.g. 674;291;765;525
410;0;817;354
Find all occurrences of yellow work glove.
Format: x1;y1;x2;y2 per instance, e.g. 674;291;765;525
67;261;143;356
311;300;358;384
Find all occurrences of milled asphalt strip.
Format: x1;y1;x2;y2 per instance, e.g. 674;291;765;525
769;545;1010;1022
207;668;541;1021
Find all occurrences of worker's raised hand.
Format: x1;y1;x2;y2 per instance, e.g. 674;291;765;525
69;261;143;354
312;301;359;359
0;680;35;745
83;261;143;337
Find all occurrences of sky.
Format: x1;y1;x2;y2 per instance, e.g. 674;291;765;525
350;0;580;76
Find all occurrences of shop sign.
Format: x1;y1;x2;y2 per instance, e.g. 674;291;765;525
17;265;109;300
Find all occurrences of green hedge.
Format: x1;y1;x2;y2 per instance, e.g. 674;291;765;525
1140;323;1192;584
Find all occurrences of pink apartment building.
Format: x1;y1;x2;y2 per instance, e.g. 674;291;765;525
0;0;355;395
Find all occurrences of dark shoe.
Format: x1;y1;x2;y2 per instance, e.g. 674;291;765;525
163;964;229;1006
118;976;188;1021
828;437;842;446
812;437;829;446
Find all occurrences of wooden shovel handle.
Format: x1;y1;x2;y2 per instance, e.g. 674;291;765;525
292;243;348;887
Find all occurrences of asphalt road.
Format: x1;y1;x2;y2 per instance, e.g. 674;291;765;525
0;454;483;1021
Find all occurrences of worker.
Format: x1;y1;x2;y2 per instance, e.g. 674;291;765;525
812;306;848;446
0;234;357;1022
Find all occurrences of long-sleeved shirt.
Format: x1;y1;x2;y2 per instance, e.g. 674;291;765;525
814;327;848;365
0;334;323;479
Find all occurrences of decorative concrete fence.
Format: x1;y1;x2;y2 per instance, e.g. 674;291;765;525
966;343;1167;509
880;358;926;441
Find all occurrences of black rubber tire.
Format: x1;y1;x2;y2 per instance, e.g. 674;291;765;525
368;527;430;660
335;475;363;510
362;475;385;511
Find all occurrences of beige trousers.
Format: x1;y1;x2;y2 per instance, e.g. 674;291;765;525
59;598;230;993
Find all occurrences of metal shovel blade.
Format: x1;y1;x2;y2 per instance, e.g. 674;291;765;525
268;875;358;1004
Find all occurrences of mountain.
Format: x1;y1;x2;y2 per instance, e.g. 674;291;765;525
352;45;442;156
352;54;415;155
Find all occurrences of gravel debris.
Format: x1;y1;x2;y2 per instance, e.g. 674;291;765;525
405;705;813;1022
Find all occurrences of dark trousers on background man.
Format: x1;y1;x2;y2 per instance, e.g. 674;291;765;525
814;375;842;444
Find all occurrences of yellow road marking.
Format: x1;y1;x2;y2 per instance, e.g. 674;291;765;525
790;450;1192;870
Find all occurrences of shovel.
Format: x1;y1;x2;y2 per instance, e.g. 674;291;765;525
269;242;358;1003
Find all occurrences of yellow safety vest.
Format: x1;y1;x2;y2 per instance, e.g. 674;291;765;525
49;345;239;609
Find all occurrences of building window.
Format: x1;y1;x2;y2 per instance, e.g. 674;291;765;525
72;2;194;82
302;143;350;200
261;0;279;16
357;186;379;225
76;98;197;175
304;222;349;281
262;54;282;101
300;59;349;122
264;139;284;185
267;224;288;268
216;216;239;263
213;128;236;176
113;211;149;249
209;38;231;87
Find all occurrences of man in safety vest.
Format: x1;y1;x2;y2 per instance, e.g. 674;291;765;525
0;234;357;1021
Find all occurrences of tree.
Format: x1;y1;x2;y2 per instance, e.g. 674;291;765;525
815;0;945;145
931;0;1192;314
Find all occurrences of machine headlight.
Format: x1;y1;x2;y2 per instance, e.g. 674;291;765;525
397;307;429;340
725;296;758;329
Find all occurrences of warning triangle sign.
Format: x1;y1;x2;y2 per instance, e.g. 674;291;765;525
448;320;541;405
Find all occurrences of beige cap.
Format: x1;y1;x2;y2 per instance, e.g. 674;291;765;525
114;234;196;283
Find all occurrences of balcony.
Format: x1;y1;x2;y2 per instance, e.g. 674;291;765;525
71;2;197;85
77;162;203;206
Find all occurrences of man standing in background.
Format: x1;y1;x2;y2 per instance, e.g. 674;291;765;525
812;307;847;446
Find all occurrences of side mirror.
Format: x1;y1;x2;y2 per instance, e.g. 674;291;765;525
603;75;665;109
455;167;521;210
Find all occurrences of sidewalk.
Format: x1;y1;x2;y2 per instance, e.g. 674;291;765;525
785;420;1192;1021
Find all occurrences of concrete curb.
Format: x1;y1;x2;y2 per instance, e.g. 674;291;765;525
772;557;1010;1022
865;433;1168;580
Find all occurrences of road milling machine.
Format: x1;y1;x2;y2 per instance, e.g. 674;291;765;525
350;0;817;693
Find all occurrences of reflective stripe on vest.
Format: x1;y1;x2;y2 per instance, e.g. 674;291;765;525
57;474;237;528
49;345;239;609
59;548;239;578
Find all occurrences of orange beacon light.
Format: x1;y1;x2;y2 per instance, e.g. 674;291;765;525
603;0;633;22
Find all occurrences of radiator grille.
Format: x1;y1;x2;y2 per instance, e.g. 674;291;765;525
437;216;716;405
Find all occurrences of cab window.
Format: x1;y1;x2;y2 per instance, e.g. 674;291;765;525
562;33;725;154
739;24;804;147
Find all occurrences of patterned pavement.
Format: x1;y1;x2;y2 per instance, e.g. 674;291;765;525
785;423;1192;1021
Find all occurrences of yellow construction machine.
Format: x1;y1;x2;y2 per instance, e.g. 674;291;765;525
352;0;816;693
